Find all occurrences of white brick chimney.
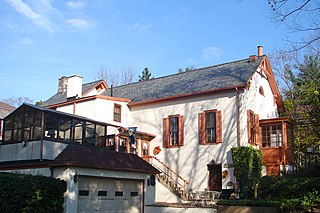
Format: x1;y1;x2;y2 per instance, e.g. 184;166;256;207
66;75;83;99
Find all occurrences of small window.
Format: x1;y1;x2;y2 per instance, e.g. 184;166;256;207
115;191;123;196
113;104;121;122
79;190;89;196
198;110;222;145
259;86;265;96
163;115;184;148
98;191;107;196
131;192;138;197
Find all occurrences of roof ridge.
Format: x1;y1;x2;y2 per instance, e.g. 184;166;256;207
101;57;257;90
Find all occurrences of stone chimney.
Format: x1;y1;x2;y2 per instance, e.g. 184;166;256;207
258;45;263;57
58;76;68;93
66;75;83;99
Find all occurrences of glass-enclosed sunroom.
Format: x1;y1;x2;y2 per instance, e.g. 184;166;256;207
1;103;154;158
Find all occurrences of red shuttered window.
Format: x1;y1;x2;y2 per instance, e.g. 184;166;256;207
163;115;184;148
198;110;222;145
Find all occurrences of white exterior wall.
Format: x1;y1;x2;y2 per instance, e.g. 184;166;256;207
129;91;238;192
56;99;130;127
239;70;279;146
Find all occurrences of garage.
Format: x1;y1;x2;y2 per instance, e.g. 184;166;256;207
77;176;143;213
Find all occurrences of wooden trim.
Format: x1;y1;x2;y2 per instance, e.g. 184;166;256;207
45;95;130;109
128;85;246;107
260;57;284;112
82;81;109;97
198;112;206;145
163;117;169;148
216;110;222;144
178;115;184;146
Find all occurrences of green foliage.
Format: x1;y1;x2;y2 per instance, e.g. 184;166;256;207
138;67;154;82
0;172;66;213
177;65;196;73
231;146;262;199
258;176;320;211
281;54;320;165
218;199;280;207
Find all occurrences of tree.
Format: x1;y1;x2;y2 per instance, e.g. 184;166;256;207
177;65;196;73
93;66;135;87
138;67;154;82
1;97;33;107
268;0;320;53
278;54;320;167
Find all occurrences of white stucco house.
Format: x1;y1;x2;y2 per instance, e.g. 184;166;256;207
0;46;295;212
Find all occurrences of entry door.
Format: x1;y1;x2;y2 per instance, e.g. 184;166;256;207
207;164;222;191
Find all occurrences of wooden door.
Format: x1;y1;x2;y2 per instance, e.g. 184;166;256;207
207;164;222;191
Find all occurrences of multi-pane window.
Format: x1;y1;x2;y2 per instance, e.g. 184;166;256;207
198;110;222;144
206;111;216;143
163;115;184;148
2;104;112;146
262;124;283;147
113;104;121;122
169;116;179;146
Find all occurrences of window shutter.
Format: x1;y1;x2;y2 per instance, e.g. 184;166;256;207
247;110;251;144
163;117;169;148
254;114;260;145
198;112;206;145
178;115;184;146
216;110;222;143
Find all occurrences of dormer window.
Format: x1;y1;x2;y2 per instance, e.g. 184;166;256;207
95;84;104;93
259;86;265;96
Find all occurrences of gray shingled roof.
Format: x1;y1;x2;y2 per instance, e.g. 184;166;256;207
42;80;103;106
43;56;264;106
103;57;264;103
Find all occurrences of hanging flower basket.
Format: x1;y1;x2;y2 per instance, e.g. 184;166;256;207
153;146;161;155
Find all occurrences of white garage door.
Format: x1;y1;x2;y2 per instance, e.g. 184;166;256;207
78;176;143;213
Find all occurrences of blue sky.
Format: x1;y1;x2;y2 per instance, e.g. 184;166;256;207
0;0;290;103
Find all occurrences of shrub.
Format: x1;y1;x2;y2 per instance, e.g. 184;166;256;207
231;146;262;199
0;172;66;213
258;176;320;211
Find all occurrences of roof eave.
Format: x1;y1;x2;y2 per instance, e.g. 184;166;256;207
128;85;247;107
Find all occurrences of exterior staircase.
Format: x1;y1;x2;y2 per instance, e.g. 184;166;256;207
142;156;190;201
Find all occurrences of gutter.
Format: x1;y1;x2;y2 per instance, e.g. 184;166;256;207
236;87;241;147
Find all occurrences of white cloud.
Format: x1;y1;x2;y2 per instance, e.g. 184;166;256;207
67;18;90;29
202;46;223;60
6;0;55;32
20;37;33;46
133;22;152;30
66;1;85;10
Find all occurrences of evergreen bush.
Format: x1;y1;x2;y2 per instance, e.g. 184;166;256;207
0;172;66;213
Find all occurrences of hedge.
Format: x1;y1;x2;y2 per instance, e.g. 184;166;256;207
0;172;66;213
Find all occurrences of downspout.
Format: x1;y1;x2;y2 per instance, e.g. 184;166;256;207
236;87;241;147
40;111;45;161
73;101;76;114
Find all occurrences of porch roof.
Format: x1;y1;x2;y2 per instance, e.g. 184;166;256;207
50;145;160;174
